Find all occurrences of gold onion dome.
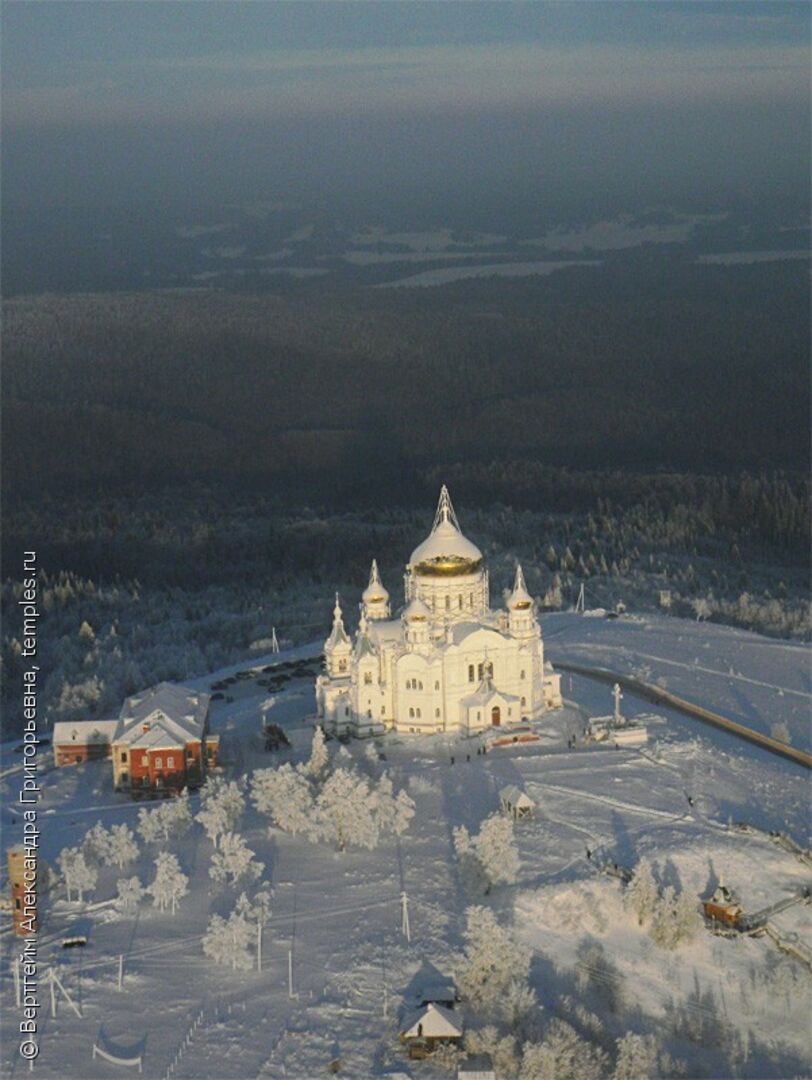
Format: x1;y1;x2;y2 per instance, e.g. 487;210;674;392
508;564;533;610
409;486;483;577
362;559;389;606
403;597;431;622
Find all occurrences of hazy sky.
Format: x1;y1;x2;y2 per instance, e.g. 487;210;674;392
2;2;809;219
4;2;808;124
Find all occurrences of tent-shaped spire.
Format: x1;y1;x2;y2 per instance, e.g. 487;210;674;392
432;484;461;533
327;593;350;648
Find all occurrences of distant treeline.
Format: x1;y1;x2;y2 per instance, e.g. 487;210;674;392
3;259;809;498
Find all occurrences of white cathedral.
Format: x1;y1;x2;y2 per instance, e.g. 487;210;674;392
315;486;562;737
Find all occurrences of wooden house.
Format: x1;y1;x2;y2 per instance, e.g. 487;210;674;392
400;1003;463;1059
703;883;743;926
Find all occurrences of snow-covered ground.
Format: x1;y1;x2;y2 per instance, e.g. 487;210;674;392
1;613;810;1078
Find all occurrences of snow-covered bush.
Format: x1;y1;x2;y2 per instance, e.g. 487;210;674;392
147;851;188;914
115;876;145;915
252;763;314;835
454;813;520;894
457;906;530;1011
84;820;115;864
57;846;98;902
209;832;264;887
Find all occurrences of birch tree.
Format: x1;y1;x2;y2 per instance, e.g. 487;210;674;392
148;851;188;914
252;764;314;835
210;832;264;887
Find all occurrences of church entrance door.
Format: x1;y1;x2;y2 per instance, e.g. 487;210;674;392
491;706;501;726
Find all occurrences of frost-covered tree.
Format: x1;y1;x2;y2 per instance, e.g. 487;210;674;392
372;773;415;838
115;876;145;915
613;1032;660;1080
108;823;140;869
252;764;314;835
79;620;96;644
454;814;519;894
148;851;188;914
58;847;98;902
137;805;164;846
458;906;530;1011
500;980;540;1034
305;726;329;779
626;861;659;926
84;820;115;864
650;887;701;949
210;832;264;887
202;908;254;971
197;778;245;849
235;886;273;970
521;1019;608;1080
476;814;520;890
312;768;379;851
465;1026;519;1079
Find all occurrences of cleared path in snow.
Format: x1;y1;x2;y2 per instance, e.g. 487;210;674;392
554;661;812;769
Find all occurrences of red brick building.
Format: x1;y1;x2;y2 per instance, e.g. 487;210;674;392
111;683;218;798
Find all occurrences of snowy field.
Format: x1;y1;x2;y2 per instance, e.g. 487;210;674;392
1;613;810;1079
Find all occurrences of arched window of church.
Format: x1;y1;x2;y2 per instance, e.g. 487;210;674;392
418;680;423;690
339;659;347;672
409;707;415;718
478;663;483;680
367;709;372;718
416;708;421;718
364;672;372;685
458;595;463;609
521;669;526;679
521;697;526;707
445;595;451;610
435;680;440;691
468;665;475;682
381;705;386;714
435;708;440;718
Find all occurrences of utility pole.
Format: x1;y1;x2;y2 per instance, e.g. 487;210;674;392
575;583;585;614
271;627;280;654
117;954;124;991
287;949;297;999
400;891;411;943
257;922;262;973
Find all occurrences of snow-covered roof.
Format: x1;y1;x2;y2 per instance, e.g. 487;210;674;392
53;720;118;746
460;677;519;709
115;683;209;746
403;597;432;622
500;785;535;808
458;1054;496;1078
368;618;404;646
401;1002;463;1040
447;621;504;647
